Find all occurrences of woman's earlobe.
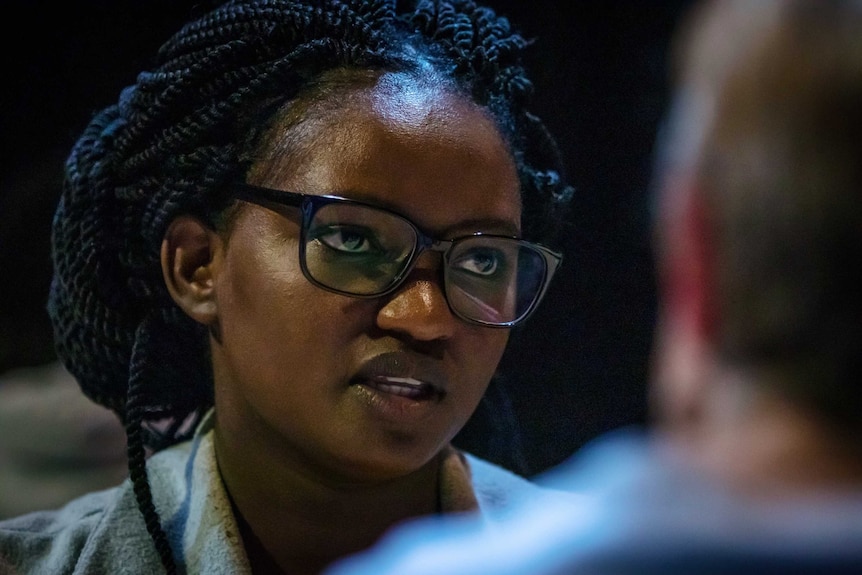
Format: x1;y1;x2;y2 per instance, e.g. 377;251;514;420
161;216;222;325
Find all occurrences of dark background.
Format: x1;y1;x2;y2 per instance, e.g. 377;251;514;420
1;1;696;476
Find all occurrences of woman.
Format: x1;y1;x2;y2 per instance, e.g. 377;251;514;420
0;1;574;574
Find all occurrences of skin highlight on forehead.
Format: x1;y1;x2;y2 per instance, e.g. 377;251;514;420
369;71;467;132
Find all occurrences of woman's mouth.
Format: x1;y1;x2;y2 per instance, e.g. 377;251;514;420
349;352;448;423
358;376;442;401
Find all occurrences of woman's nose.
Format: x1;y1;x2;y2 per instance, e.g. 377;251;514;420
375;254;457;341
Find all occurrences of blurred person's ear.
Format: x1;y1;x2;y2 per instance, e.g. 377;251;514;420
648;175;717;438
160;216;222;327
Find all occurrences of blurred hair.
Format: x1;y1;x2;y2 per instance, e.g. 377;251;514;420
659;0;862;430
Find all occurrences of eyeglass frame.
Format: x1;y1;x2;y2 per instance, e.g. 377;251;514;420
229;182;563;327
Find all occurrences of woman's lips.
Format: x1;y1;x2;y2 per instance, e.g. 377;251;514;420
363;376;439;400
351;351;448;398
350;352;448;422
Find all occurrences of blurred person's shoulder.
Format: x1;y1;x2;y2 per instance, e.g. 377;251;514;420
459;449;585;521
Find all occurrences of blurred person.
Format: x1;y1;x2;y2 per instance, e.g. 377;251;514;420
0;1;576;574
324;0;862;573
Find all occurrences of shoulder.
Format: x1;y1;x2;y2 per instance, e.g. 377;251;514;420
464;452;582;521
0;438;200;575
0;488;119;573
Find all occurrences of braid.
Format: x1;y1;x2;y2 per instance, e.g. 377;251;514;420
125;314;178;575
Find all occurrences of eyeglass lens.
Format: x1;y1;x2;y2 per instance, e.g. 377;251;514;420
302;202;549;325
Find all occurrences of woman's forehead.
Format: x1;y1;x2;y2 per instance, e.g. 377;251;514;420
254;72;514;186
248;75;521;235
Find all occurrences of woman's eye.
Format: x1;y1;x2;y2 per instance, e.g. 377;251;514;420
454;249;502;276
317;226;374;254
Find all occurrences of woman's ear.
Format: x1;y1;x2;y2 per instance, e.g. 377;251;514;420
161;216;223;326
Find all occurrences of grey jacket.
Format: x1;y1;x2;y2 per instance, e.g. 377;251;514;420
0;411;573;575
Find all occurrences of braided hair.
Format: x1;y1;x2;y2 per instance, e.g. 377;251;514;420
49;1;573;572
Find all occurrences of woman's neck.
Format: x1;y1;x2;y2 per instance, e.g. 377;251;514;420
214;427;442;575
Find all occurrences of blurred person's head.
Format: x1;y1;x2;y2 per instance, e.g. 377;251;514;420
650;0;862;492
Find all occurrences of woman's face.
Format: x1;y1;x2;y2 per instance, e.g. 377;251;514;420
209;75;521;483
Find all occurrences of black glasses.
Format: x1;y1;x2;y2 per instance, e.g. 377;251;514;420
232;183;562;327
